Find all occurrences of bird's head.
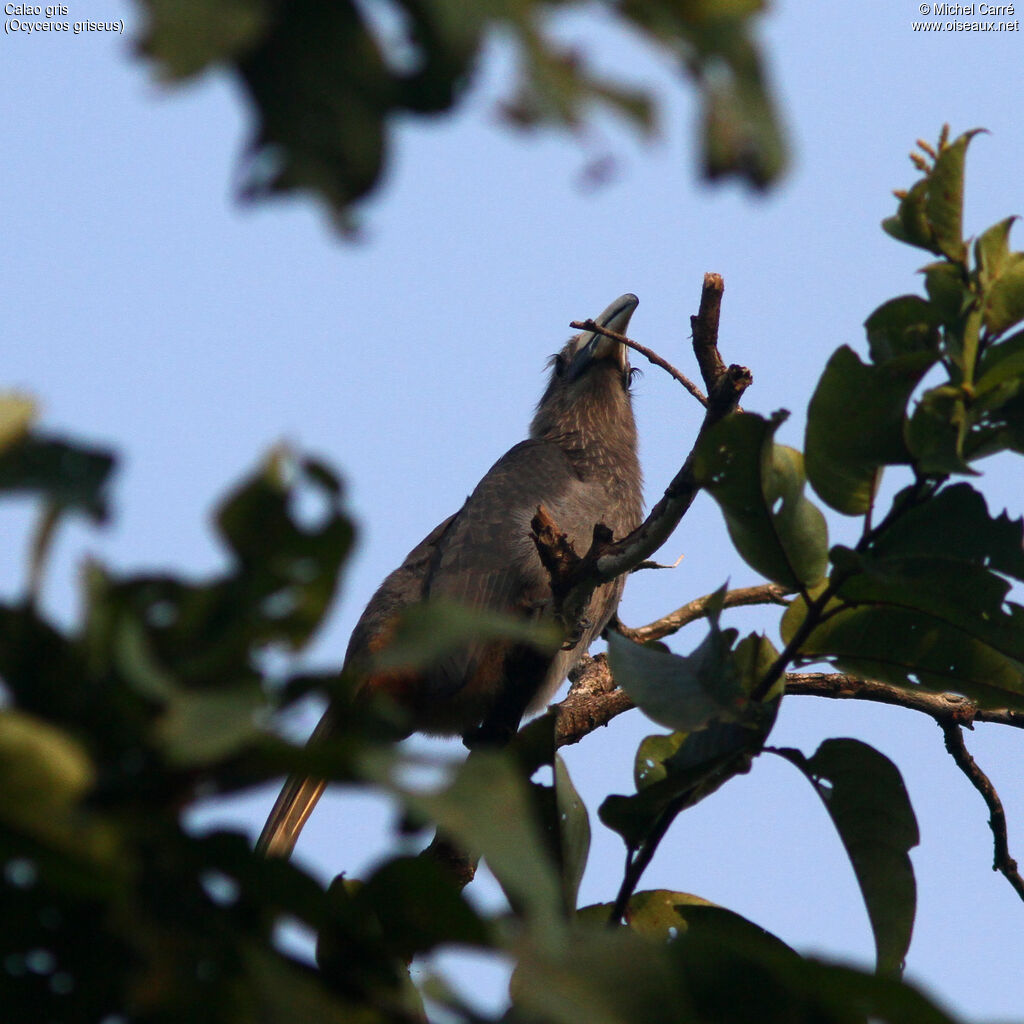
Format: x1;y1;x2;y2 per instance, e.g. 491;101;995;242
530;293;639;442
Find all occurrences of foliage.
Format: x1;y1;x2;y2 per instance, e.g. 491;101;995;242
132;0;787;222
4;127;1023;1022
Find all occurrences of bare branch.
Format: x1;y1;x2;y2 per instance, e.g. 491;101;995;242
690;272;727;393
570;318;707;407
536;275;752;646
941;722;1024;903
785;673;1024;730
550;665;1024;754
618;583;790;644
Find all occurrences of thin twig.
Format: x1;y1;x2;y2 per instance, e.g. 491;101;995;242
941;722;1024;902
535;275;751;645
570;318;708;407
618;583;790;644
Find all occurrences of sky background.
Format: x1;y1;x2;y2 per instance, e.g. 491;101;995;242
3;1;1024;1019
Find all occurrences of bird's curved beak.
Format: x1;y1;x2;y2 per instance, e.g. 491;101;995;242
568;293;639;380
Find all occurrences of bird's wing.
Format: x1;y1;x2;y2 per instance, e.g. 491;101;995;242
255;512;458;859
417;439;590;700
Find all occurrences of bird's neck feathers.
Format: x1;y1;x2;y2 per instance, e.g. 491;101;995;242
529;364;641;503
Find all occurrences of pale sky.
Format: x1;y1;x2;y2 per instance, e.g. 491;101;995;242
3;2;1024;1018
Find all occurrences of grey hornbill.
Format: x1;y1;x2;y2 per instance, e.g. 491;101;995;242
257;294;644;858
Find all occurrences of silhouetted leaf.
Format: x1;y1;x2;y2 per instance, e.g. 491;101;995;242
0;435;115;522
580;890;796;957
513;923;682;1024
786;484;1024;707
383;750;565;944
136;0;270;78
774;740;918;976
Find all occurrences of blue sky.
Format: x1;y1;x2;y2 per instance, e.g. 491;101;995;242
3;2;1024;1018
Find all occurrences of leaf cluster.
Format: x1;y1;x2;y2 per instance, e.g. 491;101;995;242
4;128;1024;1023
133;0;787;222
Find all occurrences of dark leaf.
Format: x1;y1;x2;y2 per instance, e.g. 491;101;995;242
693;412;829;588
554;754;591;913
774;740;918;976
381;749;565;943
580;890;797;958
805;346;936;514
0;435;115;522
136;0;270;78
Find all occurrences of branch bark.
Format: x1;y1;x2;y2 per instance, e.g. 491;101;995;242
941;722;1024;903
535;274;751;642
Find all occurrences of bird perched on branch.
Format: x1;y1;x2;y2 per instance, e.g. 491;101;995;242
257;294;644;857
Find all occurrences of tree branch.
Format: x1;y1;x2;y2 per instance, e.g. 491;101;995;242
940;722;1024;903
550;664;1024;754
784;673;1024;730
617;583;790;645
570;319;707;407
535;274;751;643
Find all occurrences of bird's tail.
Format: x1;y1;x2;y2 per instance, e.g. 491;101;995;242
256;711;337;858
255;774;327;858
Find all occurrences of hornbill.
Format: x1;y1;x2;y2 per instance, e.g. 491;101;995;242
257;294;644;857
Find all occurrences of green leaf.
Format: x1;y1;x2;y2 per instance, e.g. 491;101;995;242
668;930;962;1024
605;627;746;734
580;890;797;957
154;683;267;766
791;484;1024;709
882;129;982;261
883;179;932;252
554;754;591;913
925;130;979;261
0;392;37;452
513;923;682;1024
974;215;1018;289
774;740;918;976
872;482;1024;571
0;435;115;522
600;697;777;849
699;30;788;189
983;255;1024;337
353;855;490;960
693;412;829;588
922;260;970;325
785;597;1024;710
137;0;270;79
382;750;565;945
976;328;1024;392
864;296;942;363
805;347;936;514
0;710;95;816
373;598;559;672
905;385;974;474
235;0;394;211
